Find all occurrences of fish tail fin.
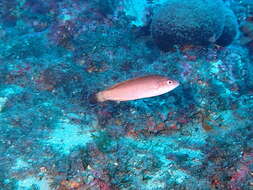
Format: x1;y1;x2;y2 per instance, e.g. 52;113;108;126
95;91;106;102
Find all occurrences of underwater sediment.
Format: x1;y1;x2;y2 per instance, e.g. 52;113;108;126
0;0;253;190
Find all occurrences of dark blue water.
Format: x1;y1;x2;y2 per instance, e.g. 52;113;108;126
0;0;253;189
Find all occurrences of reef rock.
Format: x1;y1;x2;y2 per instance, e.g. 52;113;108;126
216;7;239;46
151;0;226;51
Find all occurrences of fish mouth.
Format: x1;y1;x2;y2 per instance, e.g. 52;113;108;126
172;80;180;88
175;81;180;87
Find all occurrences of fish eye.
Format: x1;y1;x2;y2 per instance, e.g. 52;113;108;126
168;80;172;84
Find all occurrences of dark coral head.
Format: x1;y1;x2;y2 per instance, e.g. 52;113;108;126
151;0;226;51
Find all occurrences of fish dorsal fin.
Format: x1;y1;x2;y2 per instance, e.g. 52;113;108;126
107;75;159;90
107;77;138;90
107;81;126;90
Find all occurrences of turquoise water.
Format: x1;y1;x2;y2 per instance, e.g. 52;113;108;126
0;0;253;189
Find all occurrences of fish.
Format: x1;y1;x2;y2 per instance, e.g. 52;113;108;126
95;75;179;102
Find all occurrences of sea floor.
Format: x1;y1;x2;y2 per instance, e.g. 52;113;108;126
0;0;253;190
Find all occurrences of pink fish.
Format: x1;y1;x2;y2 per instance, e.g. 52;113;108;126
96;75;179;102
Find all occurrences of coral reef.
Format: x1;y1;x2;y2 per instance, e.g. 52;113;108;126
216;7;239;47
151;0;226;50
0;0;253;190
240;16;253;55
